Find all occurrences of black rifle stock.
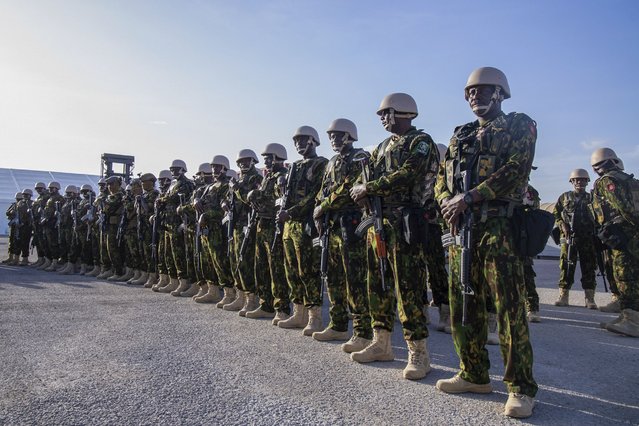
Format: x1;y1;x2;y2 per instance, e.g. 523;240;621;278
272;164;295;252
237;208;257;273
458;169;475;326
178;193;190;277
223;188;236;256
54;201;62;245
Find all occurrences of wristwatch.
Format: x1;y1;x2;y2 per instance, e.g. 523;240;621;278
463;191;474;206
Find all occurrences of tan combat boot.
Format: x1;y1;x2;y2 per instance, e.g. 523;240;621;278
180;281;200;297
1;254;12;264
132;271;149;285
436;374;493;394
158;277;179;293
196;283;223;303
30;257;44;268
78;263;87;275
504;393;535;418
192;282;208;299
527;310;541;323
170;279;191;296
45;259;59;272
437;304;452;334
58;262;73;275
303;306;323;336
96;267;112;279
271;310;290;326
487;313;499;345
38;258;52;270
239;293;259;317
599;294;621;313
585;289;598;309
143;272;158;288
127;269;141;284
107;268;127;282
341;335;372;353
86;265;101;277
245;304;276;319
606;309;639;337
19;257;29;266
403;339;431;380
216;287;236;308
152;274;170;291
313;326;349;342
554;288;569;306
223;290;246;311
120;267;135;282
278;304;308;329
351;328;395;363
600;312;623;329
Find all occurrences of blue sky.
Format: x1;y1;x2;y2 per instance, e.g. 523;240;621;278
0;0;637;202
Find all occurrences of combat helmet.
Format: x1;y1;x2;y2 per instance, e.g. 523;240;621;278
293;126;321;146
376;93;418;118
210;155;230;170
237;149;259;164
261;143;287;160
197;163;213;174
327;118;358;141
465;67;511;99
170;159;187;173
590;147;620;167
569;169;590;182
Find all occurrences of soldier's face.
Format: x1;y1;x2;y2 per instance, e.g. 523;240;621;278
263;155;274;171
170;167;183;178
23;194;31;201
328;131;349;154
49;187;58;194
237;158;253;173
212;164;226;179
108;183;119;195
571;178;588;193
142;180;155;191
294;135;313;156
35;187;44;195
99;184;107;193
466;85;497;116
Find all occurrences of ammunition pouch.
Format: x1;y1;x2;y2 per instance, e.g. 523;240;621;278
337;211;362;246
304;217;318;238
551;226;561;245
401;207;428;245
597;223;629;250
511;208;555;257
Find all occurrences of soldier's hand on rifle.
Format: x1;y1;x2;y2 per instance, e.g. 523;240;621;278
561;223;570;238
441;194;469;236
349;184;368;203
221;201;230;212
277;209;290;223
228;178;237;190
313;205;324;220
193;198;204;214
198;214;207;228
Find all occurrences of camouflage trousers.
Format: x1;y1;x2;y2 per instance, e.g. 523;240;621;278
203;224;233;287
8;226;19;255
194;228;215;284
610;239;639;311
366;217;428;341
559;235;597;290
79;229;96;266
139;225;155;273
105;225;124;275
60;227;80;263
17;225;33;258
165;225;190;280
254;218;290;314
44;226;61;260
124;230;144;271
98;228;111;269
326;222;371;339
283;220;322;307
156;228;169;275
230;224;256;293
423;222;449;307
31;223;46;258
448;217;537;398
523;257;539;312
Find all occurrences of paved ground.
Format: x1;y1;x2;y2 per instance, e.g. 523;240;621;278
1;242;638;425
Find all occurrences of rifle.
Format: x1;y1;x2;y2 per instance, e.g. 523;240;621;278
84;193;94;242
272;164;296;251
565;208;577;270
55;201;62;245
237;208;257;273
222;186;236;256
151;199;162;270
27;200;38;251
135;195;145;259
354;157;389;292
194;209;202;275
316;203;330;296
594;236;609;292
116;202;127;247
71;199;78;241
178;193;190;277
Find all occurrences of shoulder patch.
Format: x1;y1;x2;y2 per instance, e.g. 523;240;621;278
413;140;430;156
607;182;616;192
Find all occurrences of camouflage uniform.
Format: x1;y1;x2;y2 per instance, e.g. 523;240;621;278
182;182;211;284
554;191;597;290
94;193;110;270
200;176;233;287
123;194;143;274
282;155;328;308
364;127;435;341
316;148;372;338
435;112;538;398
251;165;290;314
590;170;639;311
103;190;125;275
43;193;66;261
16;199;34;258
229;167;263;293
32;191;50;259
156;175;195;280
77;194;96;268
140;188;160;274
59;196;81;265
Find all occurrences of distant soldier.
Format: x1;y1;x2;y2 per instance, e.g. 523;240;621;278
92;178;111;278
553;169;597;308
193;157;234;304
222;150;263;315
123;179;144;284
312;118;373;352
76;184;96;275
30;182;49;268
349;93;436;380
244;143;290;322
522;183;541;322
151;170;174;290
137;173;160;287
277;126;328;335
14;189;34;266
57;185;81;275
42;182;65;272
590;147;639;337
3;192;22;265
435;67;537;418
100;177;126;281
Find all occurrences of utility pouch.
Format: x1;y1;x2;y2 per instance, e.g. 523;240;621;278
511;208;555;256
401;208;427;245
339;212;361;246
597;223;628;250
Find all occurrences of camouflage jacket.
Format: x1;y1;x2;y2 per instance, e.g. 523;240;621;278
33;193;50;221
43;193;66;226
554;190;594;236
367;127;438;209
436;112;537;213
522;184;540;210
283;155;328;221
103;191;125;226
157;175;195;227
317;147;369;214
16;200;33;226
60;197;80;229
230;167;263;226
200;177;231;226
591;169;639;237
251;165;287;220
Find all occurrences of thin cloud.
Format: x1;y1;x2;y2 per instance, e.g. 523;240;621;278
580;140;606;151
149;120;168;125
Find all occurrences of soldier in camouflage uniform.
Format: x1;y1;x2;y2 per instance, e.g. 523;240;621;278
244;143;291;322
522;183;541;322
14;189;34;266
136;173;160;287
277;126;328;336
30;182;49;268
312;119;373;352
3;193;21;265
590;147;639;337
120;179;144;284
57;185;81;275
435;67;537;418
553;169;598;308
154;160;195;294
92;179;112;278
349;93;436;381
98;177;126;280
222;150;263;315
176;163;214;297
41;182;65;272
76;184;96;275
151;170;173;290
193;156;234;304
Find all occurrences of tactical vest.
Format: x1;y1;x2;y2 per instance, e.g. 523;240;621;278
255;168;286;219
323;148;368;211
559;191;593;231
591;170;639;225
445;112;532;209
374;128;436;207
289;156;327;206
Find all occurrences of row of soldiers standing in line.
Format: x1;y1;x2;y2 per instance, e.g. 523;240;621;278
5;67;639;419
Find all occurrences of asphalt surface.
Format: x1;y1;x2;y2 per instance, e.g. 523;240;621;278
1;243;638;425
